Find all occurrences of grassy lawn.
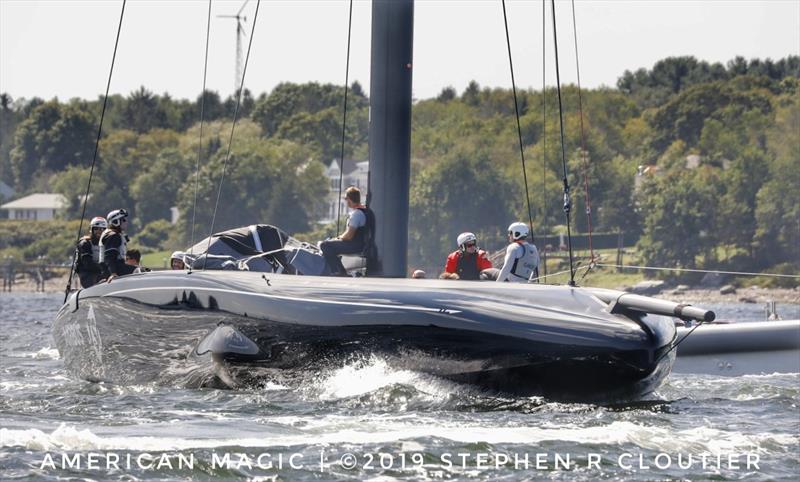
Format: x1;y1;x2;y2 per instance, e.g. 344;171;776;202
141;250;172;270
538;247;648;289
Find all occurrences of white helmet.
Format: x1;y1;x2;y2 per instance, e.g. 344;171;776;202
456;232;477;250
106;209;129;227
170;251;185;261
508;222;529;241
90;216;108;230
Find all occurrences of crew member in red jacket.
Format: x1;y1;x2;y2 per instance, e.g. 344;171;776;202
444;232;493;280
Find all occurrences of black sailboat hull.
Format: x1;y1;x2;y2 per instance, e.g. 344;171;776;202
53;271;676;401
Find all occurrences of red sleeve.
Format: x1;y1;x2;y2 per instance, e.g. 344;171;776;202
477;250;493;270
445;251;459;273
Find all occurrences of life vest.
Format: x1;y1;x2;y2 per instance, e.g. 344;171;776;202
446;248;492;280
77;235;101;263
98;229;127;263
353;206;376;250
508;242;539;282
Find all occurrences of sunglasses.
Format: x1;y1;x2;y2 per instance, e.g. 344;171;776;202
464;242;476;248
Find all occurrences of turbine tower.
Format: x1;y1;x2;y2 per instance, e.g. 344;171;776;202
217;0;249;93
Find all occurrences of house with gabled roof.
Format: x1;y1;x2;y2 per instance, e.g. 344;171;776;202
1;193;66;221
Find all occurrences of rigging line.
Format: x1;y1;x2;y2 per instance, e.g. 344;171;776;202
501;0;535;244
188;0;213;270
656;321;706;365
335;0;354;236
204;0;261;266
570;0;595;263
528;264;590;284
594;263;800;279
541;0;547;283
549;0;577;287
64;0;127;302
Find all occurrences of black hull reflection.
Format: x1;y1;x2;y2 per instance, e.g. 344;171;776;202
53;271;676;402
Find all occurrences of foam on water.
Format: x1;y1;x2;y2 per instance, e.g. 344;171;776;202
31;346;60;360
307;354;486;408
2;419;796;454
314;356;427;400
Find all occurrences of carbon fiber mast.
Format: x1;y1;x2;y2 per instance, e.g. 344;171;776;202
367;0;414;277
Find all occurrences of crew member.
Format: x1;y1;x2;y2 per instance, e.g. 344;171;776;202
100;209;136;282
75;216;108;288
497;222;540;283
320;186;376;276
170;251;186;270
125;249;150;273
125;249;141;268
444;232;493;281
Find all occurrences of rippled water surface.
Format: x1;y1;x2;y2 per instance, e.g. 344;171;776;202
1;292;798;481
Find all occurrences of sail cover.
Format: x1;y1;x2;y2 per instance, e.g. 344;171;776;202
188;225;289;258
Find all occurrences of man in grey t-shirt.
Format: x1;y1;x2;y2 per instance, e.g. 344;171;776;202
320;186;375;275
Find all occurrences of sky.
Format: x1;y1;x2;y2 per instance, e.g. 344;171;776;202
1;0;798;103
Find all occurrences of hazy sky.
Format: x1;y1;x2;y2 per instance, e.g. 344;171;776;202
2;0;798;102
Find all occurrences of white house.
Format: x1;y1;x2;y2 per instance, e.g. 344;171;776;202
0;193;66;221
320;159;369;224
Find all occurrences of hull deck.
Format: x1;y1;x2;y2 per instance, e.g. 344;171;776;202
54;271;677;401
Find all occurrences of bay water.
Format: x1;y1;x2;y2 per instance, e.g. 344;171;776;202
1;292;798;481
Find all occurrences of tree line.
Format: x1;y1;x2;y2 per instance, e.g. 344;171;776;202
0;56;797;281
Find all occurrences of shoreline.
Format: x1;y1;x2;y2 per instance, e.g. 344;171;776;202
654;287;799;306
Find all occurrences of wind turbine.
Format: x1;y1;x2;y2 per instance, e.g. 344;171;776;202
217;0;249;93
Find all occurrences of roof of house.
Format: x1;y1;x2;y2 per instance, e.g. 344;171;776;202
327;159;368;176
0;193;67;210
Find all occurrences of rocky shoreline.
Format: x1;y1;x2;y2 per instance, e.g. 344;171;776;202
621;279;799;305
655;286;799;305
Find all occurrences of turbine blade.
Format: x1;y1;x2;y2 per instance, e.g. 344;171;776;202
236;0;249;17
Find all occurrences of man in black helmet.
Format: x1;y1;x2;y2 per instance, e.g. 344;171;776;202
100;209;136;282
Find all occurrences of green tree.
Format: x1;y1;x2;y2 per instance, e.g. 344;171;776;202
754;96;800;267
637;169;720;270
714;148;769;260
9;100;96;189
174;127;326;243
130;148;193;226
120;86;168;133
0;93;21;184
131;219;172;251
649;81;772;153
461;80;480;106
251;82;367;138
409;148;518;271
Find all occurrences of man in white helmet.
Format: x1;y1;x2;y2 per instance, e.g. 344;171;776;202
496;222;540;283
444;232;493;280
75;216;108;288
170;251;186;270
99;208;136;282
